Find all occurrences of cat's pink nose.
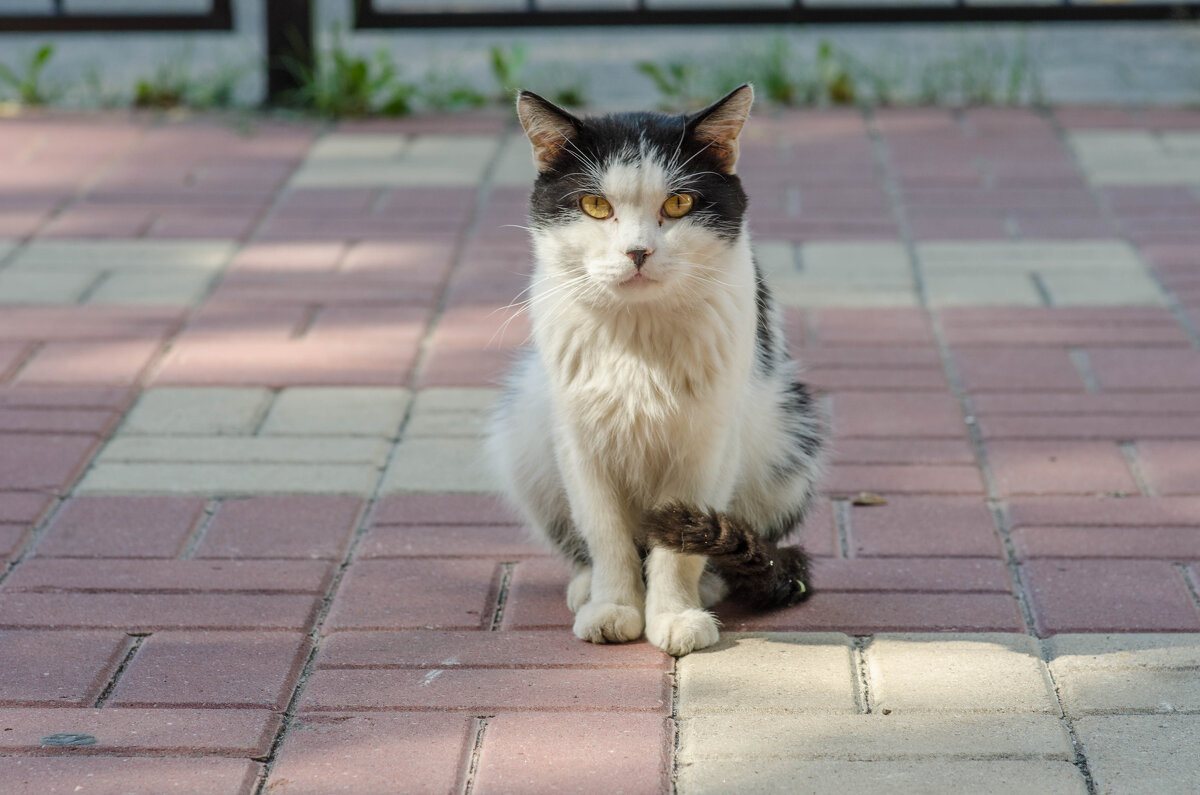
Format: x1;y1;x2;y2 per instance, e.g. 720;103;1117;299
626;248;653;269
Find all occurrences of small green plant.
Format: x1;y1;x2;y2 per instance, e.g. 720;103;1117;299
133;60;244;110
637;60;703;111
816;41;856;106
0;44;59;105
420;68;487;112
754;36;810;106
550;82;587;108
489;43;528;101
285;32;416;117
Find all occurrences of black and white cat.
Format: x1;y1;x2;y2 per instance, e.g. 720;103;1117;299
487;85;826;656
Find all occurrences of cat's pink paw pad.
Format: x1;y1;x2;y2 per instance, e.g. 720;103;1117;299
646;608;719;656
573;602;644;644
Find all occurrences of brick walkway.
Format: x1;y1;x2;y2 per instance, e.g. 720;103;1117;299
1;107;1199;793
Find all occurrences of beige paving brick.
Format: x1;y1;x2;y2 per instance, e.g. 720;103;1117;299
677;633;857;716
491;133;537;187
77;462;380;495
122;388;273;436
679;713;1074;762
12;240;234;269
0;239;13;260
1070;131;1200;185
306;134;408;160
1046;634;1200;715
1076;715;1200;795
0;270;96;303
86;271;216;305
259;387;411;437
291;135;499;188
867;633;1057;713
1037;271;1165;306
405;411;488;439
925;273;1044;307
98;436;391;466
411;387;501;414
759;241;916;307
919;241;1141;269
677;759;1086;794
381;437;495;493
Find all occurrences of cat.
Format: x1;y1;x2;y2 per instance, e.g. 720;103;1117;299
486;84;826;656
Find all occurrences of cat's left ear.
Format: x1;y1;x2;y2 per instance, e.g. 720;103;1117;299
517;90;584;174
686;83;755;174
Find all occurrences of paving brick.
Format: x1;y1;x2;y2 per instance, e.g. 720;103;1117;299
77;461;382;496
832;392;966;438
0;593;318;631
1013;525;1200;559
0;407;116;435
1076;716;1200;795
1024;559;1200;634
300;667;669;711
196;496;362;560
1008;496;1200;528
358;523;545;558
987;441;1139;496
121;387;273;435
1088;348;1200;391
866;633;1056;713
831;438;976;465
0;758;261;795
498;557;573;630
4;559;333;593
267;713;472;793
0;630;129;706
718;592;1024;634
954;348;1085;392
978;414;1200;441
259;387;411;437
0;492;53;524
370;493;518;525
17;340;162;386
475;713;669;794
677;633;857;716
382;437;496;493
1137;441;1200;495
677;759;1086;794
812;557;1011;592
325;559;498;631
679;712;1073;762
1046;634;1200;715
0;708;278;755
846;496;1001;557
110;631;309;709
35;496;208;558
315;629;670;669
0;524;26;561
825;464;985;496
0;433;97;493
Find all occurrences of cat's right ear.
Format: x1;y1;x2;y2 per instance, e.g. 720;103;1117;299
517;90;583;173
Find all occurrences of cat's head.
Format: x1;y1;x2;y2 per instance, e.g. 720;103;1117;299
518;85;753;306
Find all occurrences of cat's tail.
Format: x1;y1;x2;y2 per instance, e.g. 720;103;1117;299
644;503;811;610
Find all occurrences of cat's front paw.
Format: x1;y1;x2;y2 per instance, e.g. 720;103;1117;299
573;601;644;644
646;609;720;656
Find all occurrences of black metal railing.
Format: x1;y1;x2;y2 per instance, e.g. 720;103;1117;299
353;0;1199;27
0;0;234;32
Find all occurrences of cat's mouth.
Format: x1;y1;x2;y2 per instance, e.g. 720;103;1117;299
618;272;659;289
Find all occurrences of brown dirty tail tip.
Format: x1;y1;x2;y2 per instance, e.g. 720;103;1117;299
644;502;812;610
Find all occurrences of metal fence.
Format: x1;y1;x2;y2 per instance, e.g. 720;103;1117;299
0;0;233;31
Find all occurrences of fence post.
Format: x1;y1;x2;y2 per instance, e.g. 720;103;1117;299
265;0;314;104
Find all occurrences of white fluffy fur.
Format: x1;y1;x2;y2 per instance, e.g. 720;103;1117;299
488;91;820;656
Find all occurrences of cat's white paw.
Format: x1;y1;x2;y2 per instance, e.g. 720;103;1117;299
645;608;720;656
573;601;644;644
566;567;591;613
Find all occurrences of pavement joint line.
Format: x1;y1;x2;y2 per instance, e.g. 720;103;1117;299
458;716;492;795
1117;441;1156;498
1036;636;1099;795
1067;348;1102;393
487;561;516;631
73;270;113;305
1044;107;1200;351
852;635;873;715
92;633;149;709
247;390;282;436
1175;562;1200;618
669;658;681;795
249;123;516;794
178;499;221;560
6;340;45;384
0;494;65;587
287;304;321;340
833;498;853;559
865;108;1039;637
1030;271;1056;307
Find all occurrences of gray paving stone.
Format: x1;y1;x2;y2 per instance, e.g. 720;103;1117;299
491;132;538;187
679;713;1074;762
122;388;273;436
0;270;96;303
98;436;392;466
411;387;501;413
12;240;234;269
677;759;1086;794
1076;715;1200;795
866;633;1057;713
86;271;217;305
306;134;408;160
1046;634;1200;715
259;387;411;437
404;411;489;439
381;437;495;493
1070;131;1200;185
759;241;917;307
677;633;858;716
289;134;500;188
77;462;380;496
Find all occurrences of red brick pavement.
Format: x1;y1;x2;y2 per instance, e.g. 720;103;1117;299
0;108;1198;791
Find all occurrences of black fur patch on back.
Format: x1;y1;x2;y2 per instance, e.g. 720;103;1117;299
528;111;747;242
753;261;779;374
645;503;812;609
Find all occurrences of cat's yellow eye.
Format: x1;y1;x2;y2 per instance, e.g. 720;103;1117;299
662;194;695;218
580;195;612;219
